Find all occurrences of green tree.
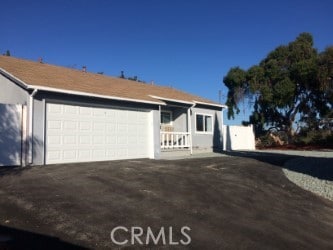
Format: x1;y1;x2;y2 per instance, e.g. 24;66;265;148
223;33;332;139
2;50;11;56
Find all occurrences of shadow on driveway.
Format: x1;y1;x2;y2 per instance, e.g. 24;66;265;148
224;150;333;181
0;224;87;250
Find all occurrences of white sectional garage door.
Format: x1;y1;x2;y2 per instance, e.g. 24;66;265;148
45;103;151;164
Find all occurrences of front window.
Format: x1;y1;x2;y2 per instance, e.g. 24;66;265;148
161;111;172;125
196;114;213;133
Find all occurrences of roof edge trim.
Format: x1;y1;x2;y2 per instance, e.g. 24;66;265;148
193;101;228;109
149;95;194;105
27;85;166;105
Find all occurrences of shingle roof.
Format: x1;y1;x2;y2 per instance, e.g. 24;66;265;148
0;56;223;107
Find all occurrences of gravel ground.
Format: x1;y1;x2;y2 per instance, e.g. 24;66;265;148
282;155;333;202
283;168;333;201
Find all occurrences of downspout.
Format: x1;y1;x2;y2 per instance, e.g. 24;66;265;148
159;105;161;127
188;103;196;155
28;89;38;165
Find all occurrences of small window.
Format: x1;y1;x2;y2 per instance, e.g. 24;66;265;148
161;111;172;125
196;114;213;133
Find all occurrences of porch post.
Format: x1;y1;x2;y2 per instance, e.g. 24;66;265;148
28;89;38;165
159;105;161;150
188;104;195;155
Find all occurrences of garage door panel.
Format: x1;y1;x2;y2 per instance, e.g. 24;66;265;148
93;108;105;116
47;151;61;161
78;150;91;160
79;135;91;144
93;135;105;144
92;149;106;158
79;106;91;115
48;120;62;130
128;136;137;144
46;103;151;164
93;122;105;131
63;135;76;144
64;105;78;114
63;150;77;160
49;103;62;113
106;149;116;158
64;121;77;130
106;124;116;133
48;135;61;145
117;110;128;121
117;135;127;145
106;109;116;118
106;136;116;144
116;148;128;158
79;121;91;130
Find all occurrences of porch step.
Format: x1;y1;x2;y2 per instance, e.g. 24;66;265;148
161;148;190;152
160;150;191;159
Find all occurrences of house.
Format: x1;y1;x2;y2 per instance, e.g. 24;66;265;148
0;56;227;166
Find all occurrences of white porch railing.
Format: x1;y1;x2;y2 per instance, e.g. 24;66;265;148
160;132;190;149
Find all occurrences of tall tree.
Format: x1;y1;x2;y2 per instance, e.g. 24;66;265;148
223;33;332;139
2;50;11;56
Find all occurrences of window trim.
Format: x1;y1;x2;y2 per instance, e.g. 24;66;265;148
160;110;173;125
195;113;214;134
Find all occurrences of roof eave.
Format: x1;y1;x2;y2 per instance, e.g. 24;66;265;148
193;101;228;109
28;85;165;105
149;95;194;105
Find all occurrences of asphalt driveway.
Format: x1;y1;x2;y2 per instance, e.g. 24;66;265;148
0;155;333;249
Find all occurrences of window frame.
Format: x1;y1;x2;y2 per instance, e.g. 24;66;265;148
195;113;213;134
160;110;173;125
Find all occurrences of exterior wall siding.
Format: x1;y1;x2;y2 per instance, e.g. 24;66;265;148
151;109;161;159
32;97;45;165
161;107;188;132
0;74;28;104
191;106;222;152
172;108;188;132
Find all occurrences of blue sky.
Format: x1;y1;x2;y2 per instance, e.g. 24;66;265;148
1;0;332;124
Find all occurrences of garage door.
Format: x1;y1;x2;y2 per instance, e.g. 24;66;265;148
45;103;151;164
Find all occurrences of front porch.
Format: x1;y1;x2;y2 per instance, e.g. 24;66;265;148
154;96;225;158
159;101;192;153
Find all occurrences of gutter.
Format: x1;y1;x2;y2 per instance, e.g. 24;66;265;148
28;85;165;106
28;89;38;164
149;95;194;105
193;100;228;109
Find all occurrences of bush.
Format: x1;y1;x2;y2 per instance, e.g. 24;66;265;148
294;129;333;147
256;131;287;148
